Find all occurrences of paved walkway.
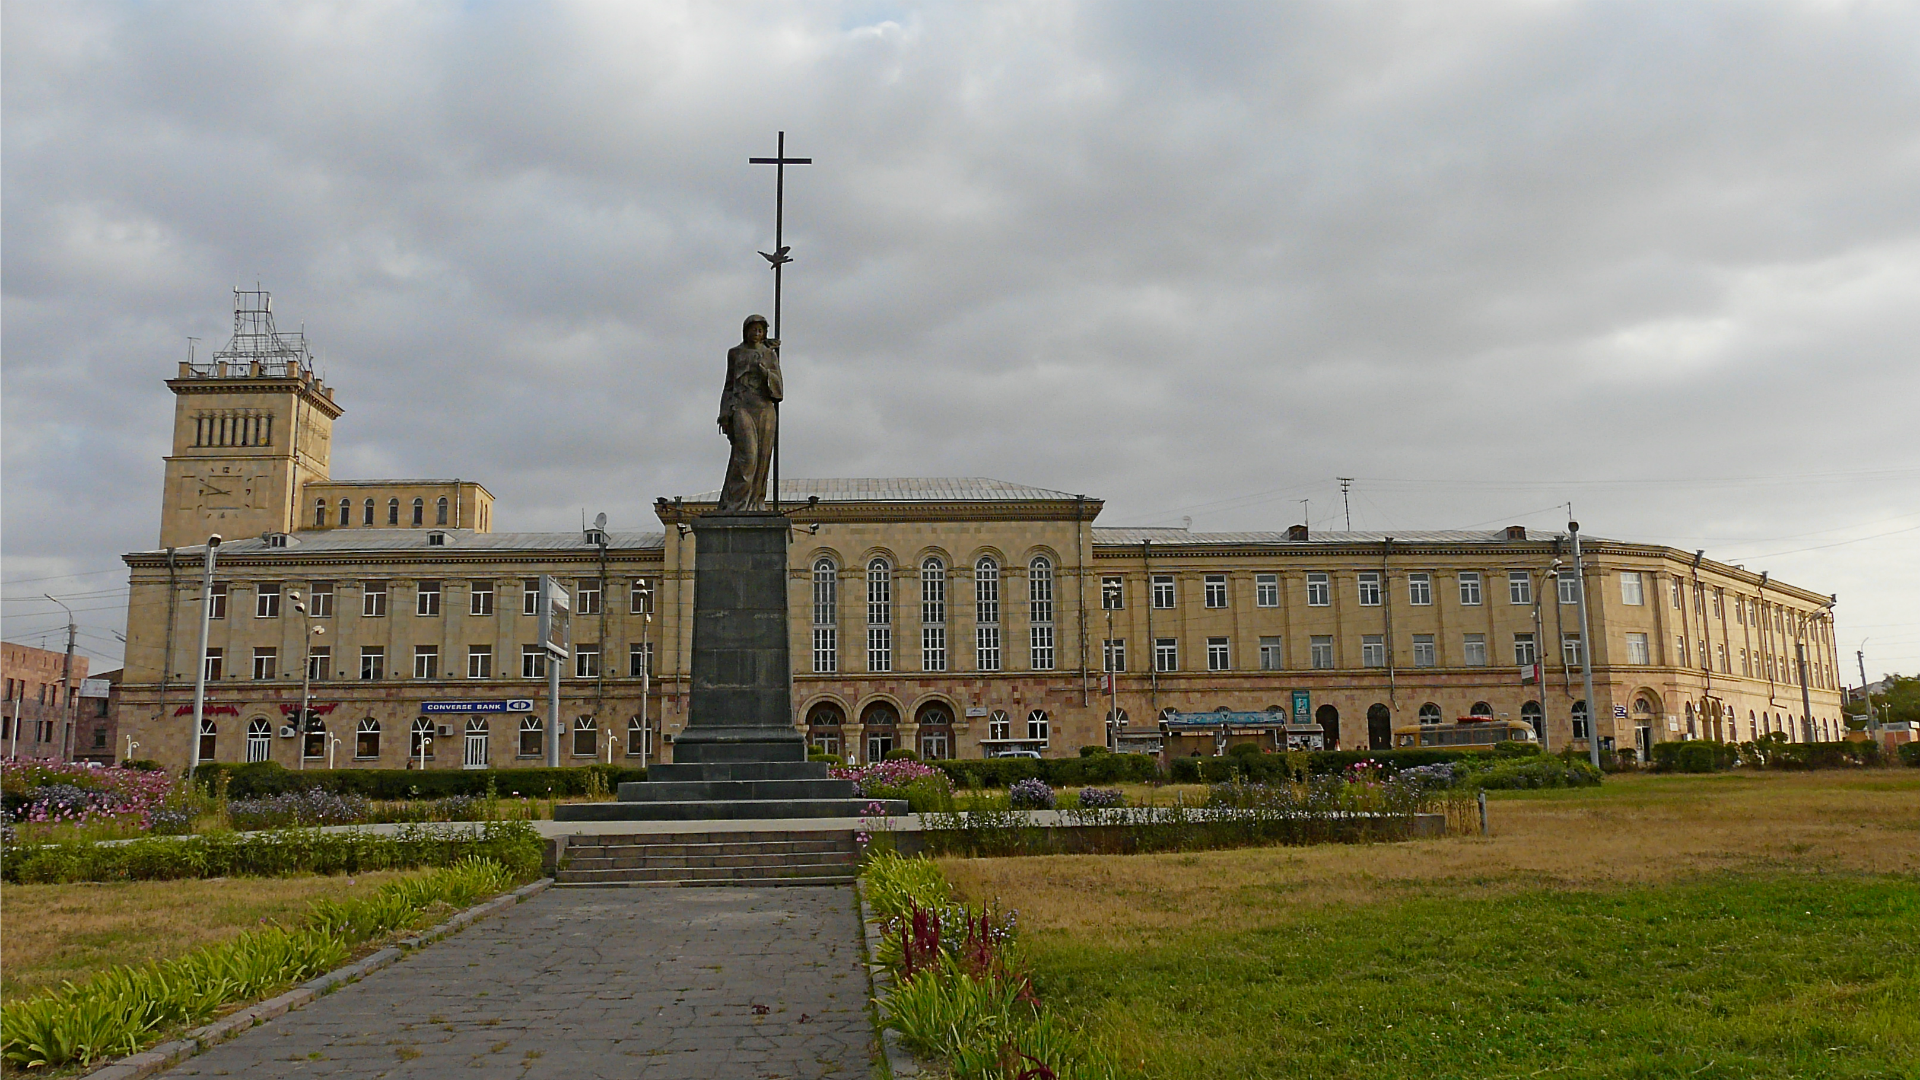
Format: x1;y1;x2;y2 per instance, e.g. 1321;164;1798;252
167;887;873;1080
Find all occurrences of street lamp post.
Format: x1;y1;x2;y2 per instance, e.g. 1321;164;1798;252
125;736;139;762
638;584;653;764
42;594;76;762
1102;580;1122;751
1569;522;1602;769
188;535;223;777
287;592;325;770
1530;558;1563;752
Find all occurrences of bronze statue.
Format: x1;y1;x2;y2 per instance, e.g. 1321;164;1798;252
716;314;782;511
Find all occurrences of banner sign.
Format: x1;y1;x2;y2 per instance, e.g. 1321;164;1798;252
1291;690;1311;723
278;702;339;716
420;699;535;714
173;704;238;717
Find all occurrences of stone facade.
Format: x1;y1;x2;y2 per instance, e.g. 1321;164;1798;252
2;641;89;760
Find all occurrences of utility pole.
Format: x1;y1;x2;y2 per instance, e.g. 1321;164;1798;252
1569;521;1601;768
44;594;76;762
1531;557;1562;752
1857;645;1876;732
1103;579;1122;751
1796;639;1815;743
1338;479;1353;531
288;590;325;769
188;535;222;777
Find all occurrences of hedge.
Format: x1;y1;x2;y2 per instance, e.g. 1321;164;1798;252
1164;744;1544;784
930;752;1161;789
1743;739;1885;770
1901;742;1920;768
1651;740;1738;773
192;761;643;800
1;820;544;884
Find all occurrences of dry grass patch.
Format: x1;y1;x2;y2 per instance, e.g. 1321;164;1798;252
0;870;424;1002
941;771;1920;940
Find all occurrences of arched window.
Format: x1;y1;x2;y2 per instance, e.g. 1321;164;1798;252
315;499;328;528
1026;708;1050;744
1315;704;1341;748
975;557;1001;671
339;498;352;527
627;716;650;758
436;496;449;526
301;715;327;760
356;717;380;759
465;716;490;768
1571;700;1589;740
411;498;424;527
1469;701;1493;718
410;716;434;760
861;701;898;762
387;498;400;525
807;701;844;757
921;558;947;672
1632;696;1656;717
866;558;892;673
246;718;271;762
988;709;1011;742
1521;700;1544;740
363;498;375;526
572;716;597;757
518;715;543;757
811;557;837;674
199;718;218;762
1418;702;1443;726
916;701;953;760
1029;556;1055;670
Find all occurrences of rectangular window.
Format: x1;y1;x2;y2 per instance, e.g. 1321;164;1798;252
1626;633;1650;665
360;646;384;680
1357;572;1381;606
414;646;438;679
1207;637;1230;671
1031;625;1055;670
1204;575;1228;608
923;626;947;672
1673;580;1684;610
1558;570;1579;605
1412;634;1435;667
868;565;892;672
1463;634;1488;667
363;581;388;617
629;642;652;678
1310;636;1334;670
868;626;892;673
1458;572;1482;606
1151;576;1175;609
1620;572;1644;606
630;578;654;614
1676;635;1689;668
416;580;441;616
1717;642;1728;673
307;646;330;681
199;647;221;680
1103;638;1126;672
1255;574;1279;607
256;582;281;618
470;580;494;616
1307;572;1331;607
521;644;546;679
576;579;601;616
1259;636;1283;671
574;644;600;679
1361;635;1386;667
1508;571;1531;606
1741;648;1751;676
1563;634;1584;669
923;565;946;626
468;646;492;679
252;646;277;680
1101;575;1125;609
1711;588;1723;620
523;579;540;616
1514;633;1537;666
209;583;228;620
1154;638;1178;672
976;565;999;626
310;581;334;618
813;627;837;673
1734;596;1745;624
1408;572;1432;606
976;626;1000;671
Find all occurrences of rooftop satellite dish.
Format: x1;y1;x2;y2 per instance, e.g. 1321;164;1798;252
594;512;608;531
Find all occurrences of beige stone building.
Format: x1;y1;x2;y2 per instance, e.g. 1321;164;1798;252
113;295;1849;773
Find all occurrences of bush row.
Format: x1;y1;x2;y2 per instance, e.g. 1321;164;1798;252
1650;739;1892;773
1163;743;1545;785
192;761;642;800
1;820;545;884
928;752;1161;789
0;859;520;1070
1901;742;1920;768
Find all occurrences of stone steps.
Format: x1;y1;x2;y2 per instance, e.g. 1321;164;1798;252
553;830;862;887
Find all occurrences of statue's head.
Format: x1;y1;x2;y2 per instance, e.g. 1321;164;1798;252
742;314;770;344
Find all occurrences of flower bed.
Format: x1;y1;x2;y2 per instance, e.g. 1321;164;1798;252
1;761;174;828
832;759;954;811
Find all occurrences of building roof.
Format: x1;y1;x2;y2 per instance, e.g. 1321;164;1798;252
136;529;666;557
679;478;1090;503
1092;527;1567;546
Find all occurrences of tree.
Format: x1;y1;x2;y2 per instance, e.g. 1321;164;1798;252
1845;674;1919;727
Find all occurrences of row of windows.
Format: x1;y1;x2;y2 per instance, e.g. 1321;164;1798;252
201;578;655;620
1670;579;1835;643
1095;569;1590;610
193;411;272;448
2;678;70;706
1096;632;1589;672
315;495;449;528
199;642;654;682
211;713;653;763
812;556;1054;673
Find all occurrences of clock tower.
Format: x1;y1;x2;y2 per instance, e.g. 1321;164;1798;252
159;290;341;548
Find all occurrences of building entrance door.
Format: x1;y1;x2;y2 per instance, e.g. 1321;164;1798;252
1367;704;1392;751
464;718;489;769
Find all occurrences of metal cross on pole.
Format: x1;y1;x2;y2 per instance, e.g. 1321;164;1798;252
749;131;810;512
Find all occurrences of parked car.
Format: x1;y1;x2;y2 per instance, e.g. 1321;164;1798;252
991;749;1043;759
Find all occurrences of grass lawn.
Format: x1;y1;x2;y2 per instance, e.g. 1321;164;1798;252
1;871;427;1003
943;771;1920;1079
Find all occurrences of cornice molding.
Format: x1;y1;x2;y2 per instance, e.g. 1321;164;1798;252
654;500;1103;525
166;377;345;419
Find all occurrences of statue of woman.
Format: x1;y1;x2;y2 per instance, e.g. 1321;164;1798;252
716;314;782;511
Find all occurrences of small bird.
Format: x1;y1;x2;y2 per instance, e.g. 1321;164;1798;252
751;1004;770;1016
759;246;792;267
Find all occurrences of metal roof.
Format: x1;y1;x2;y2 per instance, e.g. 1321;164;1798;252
1093;527;1570;546
679;478;1090;503
143;529;666;556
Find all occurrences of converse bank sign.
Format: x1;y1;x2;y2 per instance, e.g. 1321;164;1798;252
420;699;535;714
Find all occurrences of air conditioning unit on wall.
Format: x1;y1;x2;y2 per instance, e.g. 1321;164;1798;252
278;725;297;738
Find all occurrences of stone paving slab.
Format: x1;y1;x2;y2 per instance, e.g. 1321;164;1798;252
163;887;873;1080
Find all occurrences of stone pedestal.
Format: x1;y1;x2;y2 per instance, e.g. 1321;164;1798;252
557;513;904;822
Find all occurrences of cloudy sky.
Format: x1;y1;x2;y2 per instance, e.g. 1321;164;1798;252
4;1;1917;678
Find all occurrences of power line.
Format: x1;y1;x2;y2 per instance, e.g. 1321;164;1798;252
0;568;127;587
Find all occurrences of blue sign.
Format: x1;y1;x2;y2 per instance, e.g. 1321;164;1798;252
420;699;534;714
1292;690;1312;723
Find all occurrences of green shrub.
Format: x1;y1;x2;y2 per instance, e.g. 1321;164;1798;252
1458;756;1602;789
927;754;1159;789
884;748;922;762
1749;740;1884;770
1650;740;1737;773
862;851;951;920
2;821;544;884
1899;742;1920;768
121;759;165;772
194;762;640;800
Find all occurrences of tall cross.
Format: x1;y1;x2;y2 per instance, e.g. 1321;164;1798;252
749;131;811;511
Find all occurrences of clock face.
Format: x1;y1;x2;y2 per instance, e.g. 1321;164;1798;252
197;468;265;511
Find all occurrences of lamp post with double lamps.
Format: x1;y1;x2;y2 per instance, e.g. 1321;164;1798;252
1529;558;1563;751
1102;579;1123;751
188;535;222;776
286;590;326;769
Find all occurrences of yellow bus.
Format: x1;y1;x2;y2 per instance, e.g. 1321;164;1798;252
1392;718;1539;749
